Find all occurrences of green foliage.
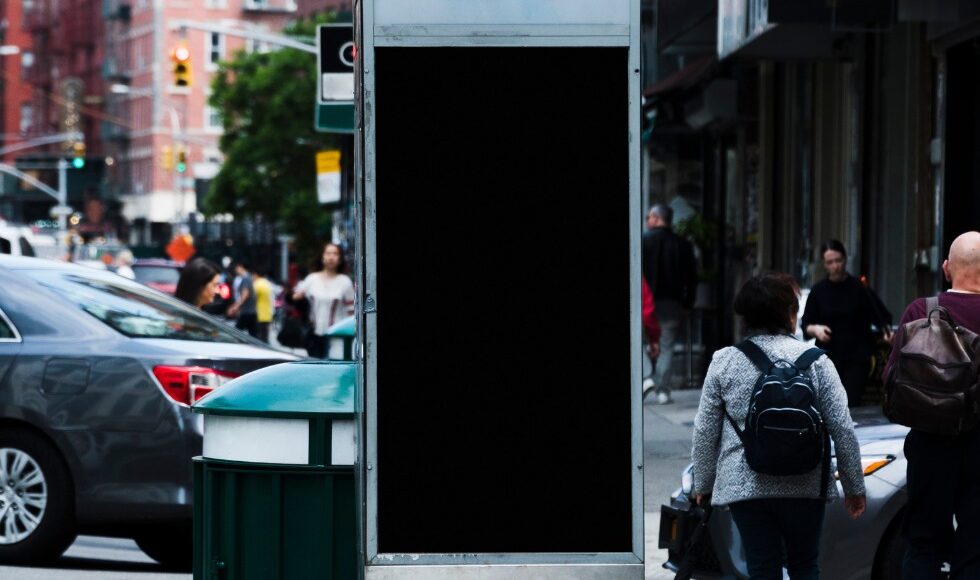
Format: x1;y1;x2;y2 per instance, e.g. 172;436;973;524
674;213;719;251
206;14;336;262
675;214;720;282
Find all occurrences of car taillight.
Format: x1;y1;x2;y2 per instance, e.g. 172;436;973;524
151;365;240;406
218;283;231;300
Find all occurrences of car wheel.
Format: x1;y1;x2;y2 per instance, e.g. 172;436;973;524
135;524;192;571
874;523;905;580
0;429;76;564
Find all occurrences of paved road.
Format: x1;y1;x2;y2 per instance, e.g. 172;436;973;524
0;536;190;580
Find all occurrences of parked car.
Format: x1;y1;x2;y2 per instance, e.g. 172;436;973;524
660;407;915;580
0;221;58;259
0;255;300;568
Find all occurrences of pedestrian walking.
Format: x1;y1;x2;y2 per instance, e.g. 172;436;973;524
174;257;222;310
253;268;275;343
227;261;258;337
884;231;980;580
642;203;697;404
292;242;355;359
691;272;866;580
800;239;893;406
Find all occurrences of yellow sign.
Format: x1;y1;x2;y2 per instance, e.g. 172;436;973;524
316;150;342;204
317;150;341;173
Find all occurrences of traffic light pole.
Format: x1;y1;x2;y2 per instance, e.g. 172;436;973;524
56;158;69;250
169;20;316;54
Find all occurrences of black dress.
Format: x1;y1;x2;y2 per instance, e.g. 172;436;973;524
800;275;892;406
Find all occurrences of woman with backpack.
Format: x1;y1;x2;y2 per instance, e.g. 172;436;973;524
691;272;867;579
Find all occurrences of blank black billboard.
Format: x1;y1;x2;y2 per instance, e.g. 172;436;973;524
374;47;632;554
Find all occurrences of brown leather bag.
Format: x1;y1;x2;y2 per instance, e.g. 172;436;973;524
884;296;980;435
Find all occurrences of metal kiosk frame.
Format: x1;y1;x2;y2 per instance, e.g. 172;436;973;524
357;1;643;578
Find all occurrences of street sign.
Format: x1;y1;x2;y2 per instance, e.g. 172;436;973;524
316;150;342;204
49;204;74;217
316;24;355;133
318;24;354;103
316;102;355;134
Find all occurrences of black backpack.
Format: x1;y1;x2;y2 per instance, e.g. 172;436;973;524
884;296;980;436
723;340;830;489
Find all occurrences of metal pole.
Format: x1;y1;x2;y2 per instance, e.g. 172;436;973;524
166;105;183;219
277;235;294;283
57;158;68;253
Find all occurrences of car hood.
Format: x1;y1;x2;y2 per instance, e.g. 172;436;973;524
850;406;910;444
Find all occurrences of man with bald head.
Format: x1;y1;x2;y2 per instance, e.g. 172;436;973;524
885;231;980;579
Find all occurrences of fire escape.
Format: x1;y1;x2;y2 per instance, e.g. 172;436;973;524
103;0;132;200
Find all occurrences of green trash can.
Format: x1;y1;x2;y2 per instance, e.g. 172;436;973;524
192;361;358;580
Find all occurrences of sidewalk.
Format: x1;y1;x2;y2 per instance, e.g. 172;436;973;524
644;388;702;580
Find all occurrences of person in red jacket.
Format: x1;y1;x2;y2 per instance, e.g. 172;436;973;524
642;277;661;400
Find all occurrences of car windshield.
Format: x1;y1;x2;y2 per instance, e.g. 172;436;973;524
133;265;180;285
22;269;250;343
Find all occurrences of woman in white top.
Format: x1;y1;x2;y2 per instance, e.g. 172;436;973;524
293;242;355;358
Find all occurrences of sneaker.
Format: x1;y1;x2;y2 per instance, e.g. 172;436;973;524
656;392;673;405
642;378;656;398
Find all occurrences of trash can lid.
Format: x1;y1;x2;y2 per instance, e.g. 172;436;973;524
192;361;356;418
325;315;355;337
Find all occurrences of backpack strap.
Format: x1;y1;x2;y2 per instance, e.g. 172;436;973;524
793;347;826;371
735;340;773;374
926;295;939;313
720;400;748;445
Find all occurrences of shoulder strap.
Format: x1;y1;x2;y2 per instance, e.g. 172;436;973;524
721;400;747;444
794;347;826;371
735;340;772;373
926;295;939;313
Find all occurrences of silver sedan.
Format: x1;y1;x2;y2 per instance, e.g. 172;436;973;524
659;408;921;579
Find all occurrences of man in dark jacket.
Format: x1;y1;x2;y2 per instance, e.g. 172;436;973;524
641;203;697;404
884;231;980;579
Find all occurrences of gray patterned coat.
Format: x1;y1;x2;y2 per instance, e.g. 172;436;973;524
691;334;866;506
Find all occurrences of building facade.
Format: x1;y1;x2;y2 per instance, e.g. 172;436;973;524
103;0;293;244
645;0;980;381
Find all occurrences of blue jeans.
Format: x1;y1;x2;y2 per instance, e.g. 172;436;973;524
729;498;826;580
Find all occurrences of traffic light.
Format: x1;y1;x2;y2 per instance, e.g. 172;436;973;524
175;145;187;173
161;145;173;170
172;44;192;87
71;141;86;169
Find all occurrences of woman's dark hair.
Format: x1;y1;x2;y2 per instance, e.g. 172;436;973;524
733;272;800;334
312;242;347;274
819;239;847;260
175;257;221;307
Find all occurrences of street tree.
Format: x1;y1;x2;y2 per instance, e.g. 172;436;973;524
206;14;336;264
